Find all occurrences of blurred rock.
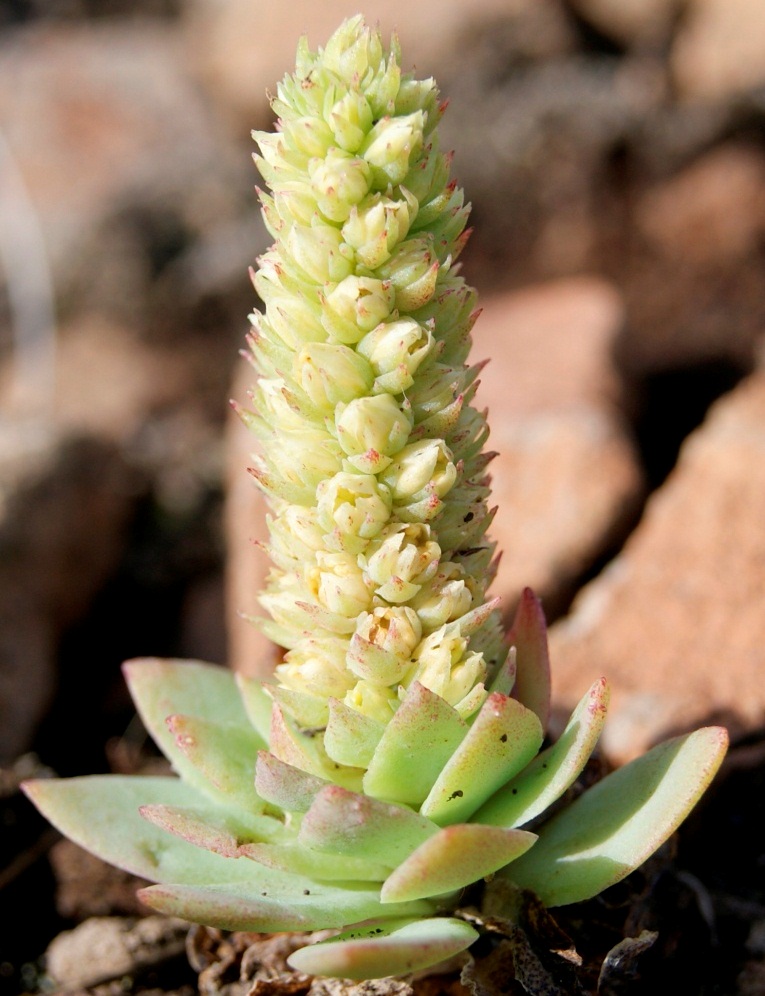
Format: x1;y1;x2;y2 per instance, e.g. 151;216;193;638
672;0;765;99
567;0;680;48
45;915;188;989
184;0;547;132
473;277;643;619
0;422;141;761
0;20;250;334
50;838;149;920
549;370;765;762
619;143;765;373
440;50;665;286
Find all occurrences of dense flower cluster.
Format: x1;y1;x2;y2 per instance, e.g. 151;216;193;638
243;17;506;751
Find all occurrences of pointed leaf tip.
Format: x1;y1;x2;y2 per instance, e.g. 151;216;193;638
507;588;551;731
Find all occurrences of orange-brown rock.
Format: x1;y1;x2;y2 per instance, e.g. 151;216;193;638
550;370;765;762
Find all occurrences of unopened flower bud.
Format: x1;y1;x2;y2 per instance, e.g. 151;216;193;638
286;225;354;285
316;472;391;552
376;237;440;312
309;550;373;618
309;150;372;223
322;17;384;84
361;112;425;187
410;561;474;630
361;523;440;603
342;189;418;269
348;606;422;685
283;115;334;158
329;91;374;153
335;394;411;473
357;318;434;394
265;294;325;350
276;638;356;700
406;627;487;706
294;342;373;411
344;678;397;724
269;505;326;567
322;276;395;344
380;439;457;504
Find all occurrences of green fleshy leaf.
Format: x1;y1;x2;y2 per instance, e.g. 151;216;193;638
241;842;390;882
235;672;275;741
299;785;439;866
504;726;729;906
507;589;551;732
139;804;283;858
23;776;267;885
123;659;263;792
270;685;329;727
255;750;329;813
287;917;479;980
420;692;543;825
380;824;537;903
363;682;467;806
475;678;610;828
139;880;434;933
487;647;516;697
324;698;386;768
166;714;264;813
270;703;364;791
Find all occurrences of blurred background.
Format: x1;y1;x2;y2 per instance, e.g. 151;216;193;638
2;0;765;988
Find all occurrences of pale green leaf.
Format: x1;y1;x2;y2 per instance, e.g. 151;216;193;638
363;682;467;806
255;750;329;813
324;698;386;768
167;714;264;813
504;726;729;906
299;785;439;866
124;659;264;792
420;693;543;825
139;880;434;933
236;672;275;741
287;917;479;980
23;776;269;885
380;824;537;903
475;678;609;828
241;842;390;882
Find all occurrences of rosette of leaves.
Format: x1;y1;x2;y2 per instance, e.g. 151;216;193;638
25;17;728;982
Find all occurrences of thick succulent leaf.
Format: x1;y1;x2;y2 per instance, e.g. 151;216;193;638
139;803;283;858
507;589;551;731
380;824;537;903
23;776;268;885
475;678;610;828
271;685;329;727
287;917;479;980
270;704;363;791
487;647;516;696
504;726;729;906
299;785;438;866
363;682;467;806
124;659;264;791
139;879;434;933
255;750;329;813
420;693;543;825
236;672;278;741
241;842;390;882
324;698;386;768
167;714;264;813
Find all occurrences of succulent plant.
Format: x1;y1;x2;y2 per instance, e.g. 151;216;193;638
25;16;728;982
